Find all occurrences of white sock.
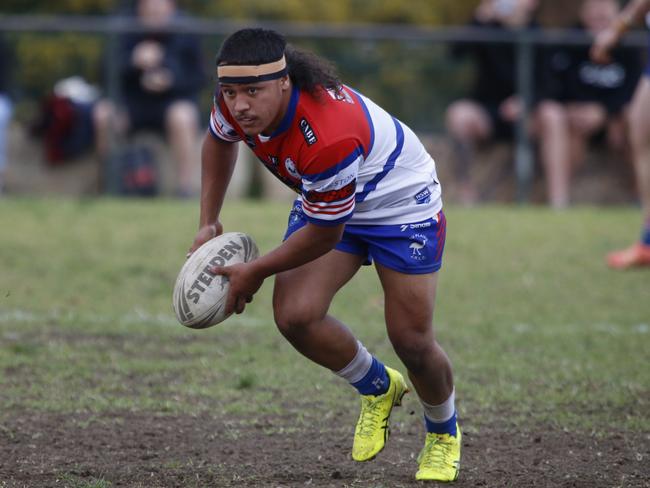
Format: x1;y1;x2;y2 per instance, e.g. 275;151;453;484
421;388;455;423
335;341;372;384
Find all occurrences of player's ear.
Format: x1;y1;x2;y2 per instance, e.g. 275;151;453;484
280;75;290;90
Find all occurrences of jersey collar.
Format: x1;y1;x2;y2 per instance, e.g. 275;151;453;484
266;85;300;140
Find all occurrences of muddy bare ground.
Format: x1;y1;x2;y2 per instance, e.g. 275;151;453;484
0;411;648;488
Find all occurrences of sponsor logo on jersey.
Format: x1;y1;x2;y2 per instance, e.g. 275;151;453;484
414;187;431;205
409;233;428;261
284;157;300;179
304;180;356;203
299;118;317;146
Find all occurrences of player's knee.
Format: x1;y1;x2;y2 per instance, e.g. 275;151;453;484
273;301;323;339
389;331;435;375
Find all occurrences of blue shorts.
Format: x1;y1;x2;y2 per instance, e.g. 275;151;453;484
283;202;447;274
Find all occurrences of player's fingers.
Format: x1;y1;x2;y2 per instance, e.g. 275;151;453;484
235;296;246;314
208;265;226;276
225;290;236;316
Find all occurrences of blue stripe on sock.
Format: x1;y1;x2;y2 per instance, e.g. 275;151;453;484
352;357;389;395
424;411;457;436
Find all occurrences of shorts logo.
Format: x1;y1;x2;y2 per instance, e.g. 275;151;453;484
284;157;300;179
400;221;432;232
409;233;428;261
414;187;431;205
299;118;317;146
268;155;279;167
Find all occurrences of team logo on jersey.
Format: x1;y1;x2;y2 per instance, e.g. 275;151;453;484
414;187;431;205
304;180;356;203
409;233;428;261
326;87;354;104
284;157;300;179
299;118;317;146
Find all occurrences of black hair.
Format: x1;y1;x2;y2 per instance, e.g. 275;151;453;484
216;28;342;97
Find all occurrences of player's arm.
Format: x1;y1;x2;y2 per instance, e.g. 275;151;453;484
213;221;344;315
188;131;239;255
591;0;650;63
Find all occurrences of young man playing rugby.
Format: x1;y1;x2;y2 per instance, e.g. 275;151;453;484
189;28;460;481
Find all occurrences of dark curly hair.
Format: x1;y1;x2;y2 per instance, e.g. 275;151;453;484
216;28;342;97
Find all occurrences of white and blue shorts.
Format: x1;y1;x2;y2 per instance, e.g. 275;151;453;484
283;202;447;275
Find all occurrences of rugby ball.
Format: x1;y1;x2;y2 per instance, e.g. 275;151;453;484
173;232;259;329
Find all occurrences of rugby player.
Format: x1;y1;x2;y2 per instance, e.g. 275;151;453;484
189;28;460;481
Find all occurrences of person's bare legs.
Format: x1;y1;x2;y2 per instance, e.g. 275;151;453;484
375;266;452;405
629;77;650;221
566;102;607;173
534;100;571;209
273;249;364;370
445;99;493;206
608;76;650;268
165;100;200;196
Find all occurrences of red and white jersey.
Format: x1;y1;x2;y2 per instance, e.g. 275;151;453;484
209;85;442;226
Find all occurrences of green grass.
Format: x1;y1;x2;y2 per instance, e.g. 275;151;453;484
0;197;648;432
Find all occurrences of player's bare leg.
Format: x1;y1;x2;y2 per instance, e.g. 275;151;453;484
273;249;363;370
608;77;650;268
376;265;460;481
273;250;409;462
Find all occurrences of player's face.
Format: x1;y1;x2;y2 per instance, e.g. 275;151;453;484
220;77;291;136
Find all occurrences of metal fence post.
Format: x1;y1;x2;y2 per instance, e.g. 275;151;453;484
514;28;535;204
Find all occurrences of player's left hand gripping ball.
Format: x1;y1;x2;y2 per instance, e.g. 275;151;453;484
173;232;259;329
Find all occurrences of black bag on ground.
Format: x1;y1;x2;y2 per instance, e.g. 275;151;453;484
108;144;159;197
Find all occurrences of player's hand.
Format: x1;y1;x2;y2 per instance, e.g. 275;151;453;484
209;262;263;315
187;222;222;258
591;27;619;64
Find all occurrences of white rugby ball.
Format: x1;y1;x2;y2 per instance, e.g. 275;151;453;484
173;232;259;329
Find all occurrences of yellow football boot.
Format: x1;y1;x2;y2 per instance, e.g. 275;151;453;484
415;423;461;482
351;367;409;462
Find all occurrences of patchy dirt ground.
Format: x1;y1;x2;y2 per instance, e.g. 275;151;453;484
1;411;648;488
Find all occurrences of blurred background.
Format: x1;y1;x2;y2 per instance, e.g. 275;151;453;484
0;0;647;205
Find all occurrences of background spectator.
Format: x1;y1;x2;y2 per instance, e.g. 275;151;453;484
544;0;642;204
591;0;650;268
93;0;205;197
445;0;555;206
0;36;13;195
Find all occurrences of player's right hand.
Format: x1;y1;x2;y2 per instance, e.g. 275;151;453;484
187;221;223;257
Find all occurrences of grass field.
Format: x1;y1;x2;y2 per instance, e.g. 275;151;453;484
0;197;648;487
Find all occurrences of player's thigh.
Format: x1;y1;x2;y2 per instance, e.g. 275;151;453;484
273;249;364;326
375;264;439;341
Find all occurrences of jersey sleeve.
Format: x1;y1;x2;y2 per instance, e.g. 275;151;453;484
209;94;241;143
299;139;364;226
